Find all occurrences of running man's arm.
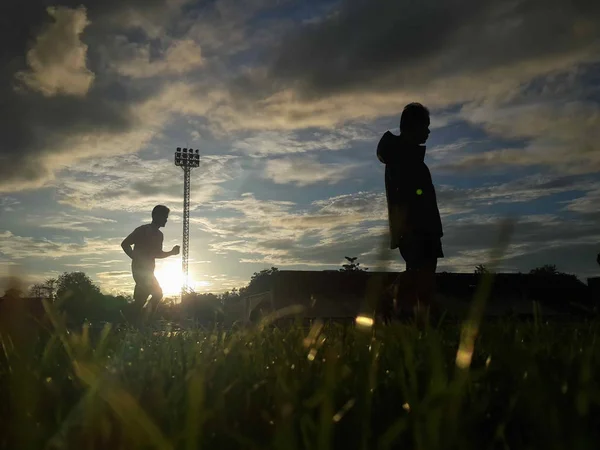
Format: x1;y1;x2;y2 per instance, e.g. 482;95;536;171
121;228;139;259
154;232;177;259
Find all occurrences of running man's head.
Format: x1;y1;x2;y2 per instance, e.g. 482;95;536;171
151;205;170;228
400;103;430;145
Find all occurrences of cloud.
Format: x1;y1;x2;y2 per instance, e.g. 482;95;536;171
232;126;377;156
30;213;117;232
0;0;196;193
561;183;600;215
437;174;599;208
438;212;600;276
0;197;20;213
202;0;600;132
108;38;203;78
14;6;95;97
55;154;237;211
263;156;360;186
2;0;599;196
194;175;600;278
269;0;600;99
443;100;600;174
200;192;388;265
0;230;121;260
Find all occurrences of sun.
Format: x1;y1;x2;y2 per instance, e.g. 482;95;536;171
153;259;212;296
154;259;184;296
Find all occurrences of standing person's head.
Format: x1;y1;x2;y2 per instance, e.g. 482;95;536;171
152;205;170;228
400;103;430;145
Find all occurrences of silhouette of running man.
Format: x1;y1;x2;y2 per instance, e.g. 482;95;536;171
377;103;444;323
121;205;180;322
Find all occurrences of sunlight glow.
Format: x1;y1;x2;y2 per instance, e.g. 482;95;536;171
154;260;184;295
154;259;211;296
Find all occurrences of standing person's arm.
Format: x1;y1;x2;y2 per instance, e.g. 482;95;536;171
121;228;139;259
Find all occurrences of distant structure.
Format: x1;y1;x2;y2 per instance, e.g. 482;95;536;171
174;147;200;298
239;270;595;324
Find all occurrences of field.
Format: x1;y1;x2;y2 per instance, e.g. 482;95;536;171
1;300;599;450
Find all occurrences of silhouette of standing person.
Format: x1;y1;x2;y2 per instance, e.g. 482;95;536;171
377;103;444;324
121;205;180;323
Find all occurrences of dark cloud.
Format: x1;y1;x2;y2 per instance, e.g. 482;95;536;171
268;0;600;98
0;0;174;192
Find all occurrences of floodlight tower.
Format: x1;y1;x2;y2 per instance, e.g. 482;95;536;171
174;147;200;298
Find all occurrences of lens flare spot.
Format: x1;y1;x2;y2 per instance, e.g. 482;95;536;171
356;315;374;328
333;399;356;423
456;347;473;369
416;188;423;195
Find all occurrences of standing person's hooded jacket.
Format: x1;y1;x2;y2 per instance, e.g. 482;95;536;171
377;131;443;249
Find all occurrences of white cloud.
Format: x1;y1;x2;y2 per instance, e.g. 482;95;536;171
0;230;121;260
445;101;600;174
263;157;360;186
14;6;94;97
561;183;600;215
0;197;20;212
232;126;377;156
30;213;117;232
55;154;237;211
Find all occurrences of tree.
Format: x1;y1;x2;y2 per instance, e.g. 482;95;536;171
28;278;56;299
220;288;242;306
529;264;559;277
29;283;45;298
2;276;24;299
243;267;279;296
57;272;101;299
3;287;23;299
56;272;103;324
181;292;224;324
340;256;368;272
474;264;490;275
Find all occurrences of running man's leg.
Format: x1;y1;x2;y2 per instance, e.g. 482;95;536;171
132;271;153;323
145;275;163;320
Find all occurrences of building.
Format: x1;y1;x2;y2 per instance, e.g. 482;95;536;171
241;270;595;323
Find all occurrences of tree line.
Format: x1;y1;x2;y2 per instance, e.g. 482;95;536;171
0;259;582;327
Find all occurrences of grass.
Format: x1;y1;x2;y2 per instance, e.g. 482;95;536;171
1;302;599;450
3;222;599;449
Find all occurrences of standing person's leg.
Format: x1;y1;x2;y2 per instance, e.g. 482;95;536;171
414;258;437;317
398;235;441;324
396;236;421;317
413;238;443;325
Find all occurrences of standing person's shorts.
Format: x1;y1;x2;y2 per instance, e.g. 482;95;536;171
399;235;444;271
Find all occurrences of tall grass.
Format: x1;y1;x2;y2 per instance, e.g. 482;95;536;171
1;304;599;450
2;219;598;449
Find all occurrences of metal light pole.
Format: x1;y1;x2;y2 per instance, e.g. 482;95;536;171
174;147;200;300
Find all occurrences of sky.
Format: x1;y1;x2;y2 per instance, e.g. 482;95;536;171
1;0;600;296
